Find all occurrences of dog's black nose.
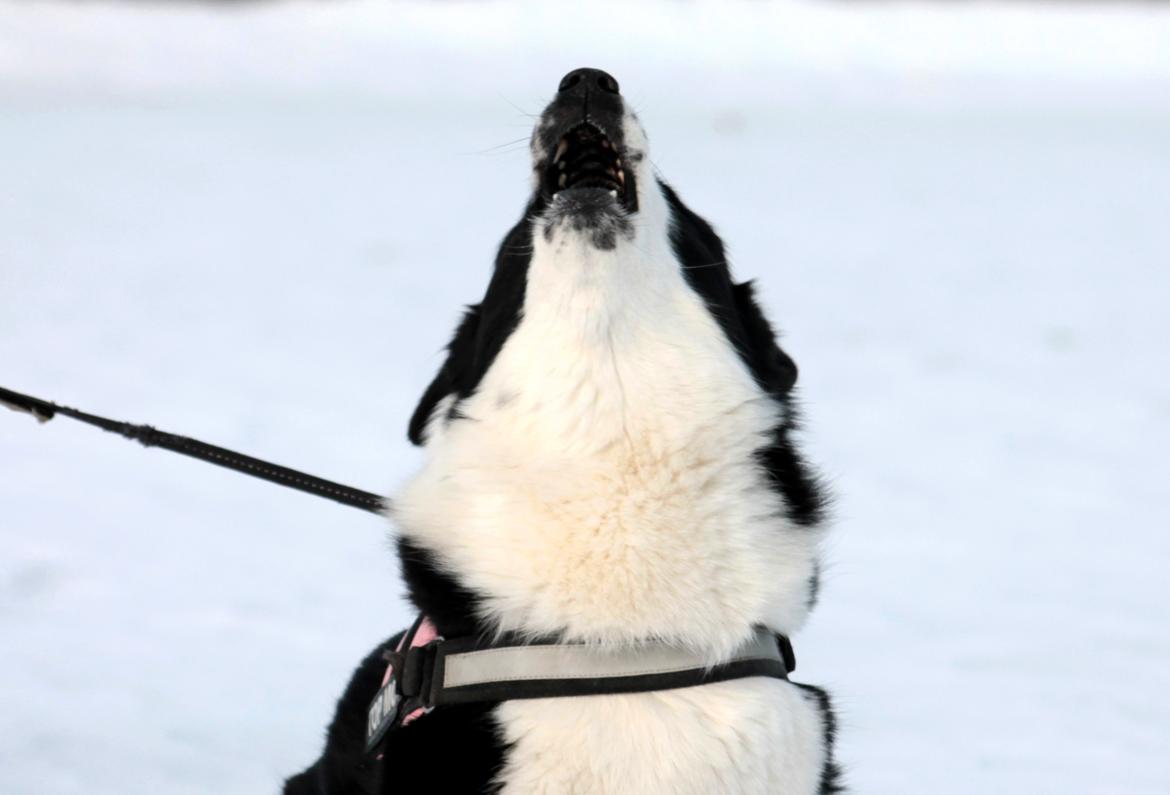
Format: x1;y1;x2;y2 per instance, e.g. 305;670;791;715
558;68;620;96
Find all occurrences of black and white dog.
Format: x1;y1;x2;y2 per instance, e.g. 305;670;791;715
286;68;841;795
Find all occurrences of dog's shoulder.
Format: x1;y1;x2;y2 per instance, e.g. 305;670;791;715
284;631;507;795
284;633;402;795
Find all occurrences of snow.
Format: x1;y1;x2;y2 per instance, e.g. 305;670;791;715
2;1;1169;793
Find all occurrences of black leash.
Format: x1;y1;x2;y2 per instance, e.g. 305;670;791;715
1;385;387;515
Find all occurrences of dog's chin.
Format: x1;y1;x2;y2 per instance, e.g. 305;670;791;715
540;187;633;251
548;186;625;222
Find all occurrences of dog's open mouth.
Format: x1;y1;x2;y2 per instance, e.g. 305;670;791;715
545;123;634;211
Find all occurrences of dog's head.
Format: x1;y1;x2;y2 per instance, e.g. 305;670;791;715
408;68;804;455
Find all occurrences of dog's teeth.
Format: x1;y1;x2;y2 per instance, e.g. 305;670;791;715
558;160;566;170
558;173;567;188
609;190;617;198
554;139;569;163
616;169;626;185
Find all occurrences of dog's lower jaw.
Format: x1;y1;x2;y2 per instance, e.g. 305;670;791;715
541;189;634;252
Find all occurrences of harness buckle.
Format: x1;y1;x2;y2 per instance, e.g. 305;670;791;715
365;639;444;752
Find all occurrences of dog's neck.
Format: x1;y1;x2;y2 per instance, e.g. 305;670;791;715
394;191;820;661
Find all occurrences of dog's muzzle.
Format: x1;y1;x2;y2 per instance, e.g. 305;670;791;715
536;68;638;216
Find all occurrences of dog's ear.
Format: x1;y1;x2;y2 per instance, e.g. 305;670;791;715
408;305;482;446
731;281;798;396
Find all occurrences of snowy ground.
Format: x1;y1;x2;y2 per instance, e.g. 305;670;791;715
2;2;1169;793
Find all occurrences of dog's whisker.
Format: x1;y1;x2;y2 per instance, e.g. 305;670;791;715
497;92;540;119
460;137;532;156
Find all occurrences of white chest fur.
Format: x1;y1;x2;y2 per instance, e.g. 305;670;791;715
494;679;828;795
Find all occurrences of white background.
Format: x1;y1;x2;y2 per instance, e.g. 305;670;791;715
2;2;1169;792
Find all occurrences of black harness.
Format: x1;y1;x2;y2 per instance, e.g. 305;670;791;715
366;615;796;752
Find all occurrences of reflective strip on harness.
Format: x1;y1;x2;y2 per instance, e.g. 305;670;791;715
430;626;791;706
440;629;784;689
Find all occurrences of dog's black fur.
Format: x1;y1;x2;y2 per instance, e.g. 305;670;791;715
283;629;507;794
285;70;840;795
